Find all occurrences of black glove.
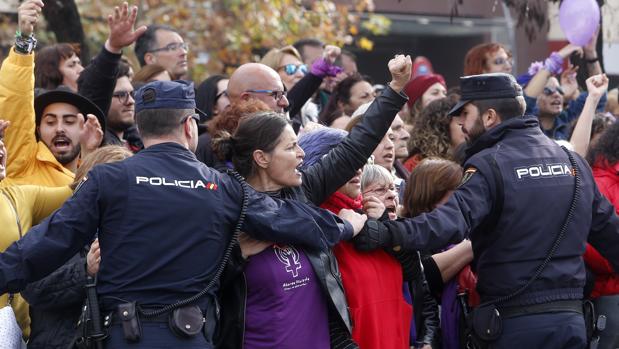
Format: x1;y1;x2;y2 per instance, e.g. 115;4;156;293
353;219;392;251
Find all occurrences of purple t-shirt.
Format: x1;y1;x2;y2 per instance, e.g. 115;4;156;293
244;244;330;349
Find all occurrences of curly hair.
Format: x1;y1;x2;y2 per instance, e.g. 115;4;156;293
587;119;619;166
407;97;456;161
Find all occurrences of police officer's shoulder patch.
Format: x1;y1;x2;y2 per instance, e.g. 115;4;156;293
459;167;477;187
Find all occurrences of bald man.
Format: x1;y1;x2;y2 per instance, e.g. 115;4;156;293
227;63;290;113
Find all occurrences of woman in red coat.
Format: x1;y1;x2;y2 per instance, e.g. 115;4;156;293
586;120;619;348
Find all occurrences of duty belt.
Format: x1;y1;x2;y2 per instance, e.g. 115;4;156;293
499;299;583;319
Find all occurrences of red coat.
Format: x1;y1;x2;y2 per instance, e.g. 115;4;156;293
585;159;619;298
322;192;412;349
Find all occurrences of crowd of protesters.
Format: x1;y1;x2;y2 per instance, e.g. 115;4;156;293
0;0;618;348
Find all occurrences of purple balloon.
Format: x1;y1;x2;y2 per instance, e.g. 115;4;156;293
559;0;600;46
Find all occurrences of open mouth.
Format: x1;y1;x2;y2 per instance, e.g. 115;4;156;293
295;161;304;176
386;205;397;219
0;151;5;168
52;136;72;152
550;100;562;107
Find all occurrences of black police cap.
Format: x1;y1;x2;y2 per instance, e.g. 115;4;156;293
448;73;523;117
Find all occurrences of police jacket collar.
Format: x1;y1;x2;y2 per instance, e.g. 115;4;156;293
464;114;540;161
142;142;194;155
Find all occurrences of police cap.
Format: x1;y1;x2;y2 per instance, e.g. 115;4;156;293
448;73;523;117
135;80;197;114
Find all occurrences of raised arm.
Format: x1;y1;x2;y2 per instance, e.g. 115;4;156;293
524;44;581;98
78;2;146;117
2;0;42;179
570;74;609;157
287;45;342;128
301;55;411;205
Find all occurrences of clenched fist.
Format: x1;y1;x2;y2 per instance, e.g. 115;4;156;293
388;54;412;93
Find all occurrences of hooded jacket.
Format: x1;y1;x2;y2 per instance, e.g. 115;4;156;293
0;49;74;188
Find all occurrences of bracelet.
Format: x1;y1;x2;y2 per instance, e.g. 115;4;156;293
543;52;564;75
14;31;37;54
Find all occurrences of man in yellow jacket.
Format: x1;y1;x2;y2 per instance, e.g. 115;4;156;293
0;0;106;188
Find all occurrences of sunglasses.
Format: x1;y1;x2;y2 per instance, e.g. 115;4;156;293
543;87;564;96
245;89;287;101
112;90;135;104
279;64;308;76
148;42;189;53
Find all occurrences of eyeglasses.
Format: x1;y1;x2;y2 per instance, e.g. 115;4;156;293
180;113;200;124
112;90;135;104
362;183;397;198
543;87;564;96
278;64;308;76
245;89;287;101
148;42;189;53
492;57;513;66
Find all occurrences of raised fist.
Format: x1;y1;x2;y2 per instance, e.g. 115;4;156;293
388;54;412;93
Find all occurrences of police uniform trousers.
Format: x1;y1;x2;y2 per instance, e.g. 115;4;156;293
104;323;212;349
489;312;586;349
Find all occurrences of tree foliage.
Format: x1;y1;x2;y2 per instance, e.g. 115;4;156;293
73;0;390;81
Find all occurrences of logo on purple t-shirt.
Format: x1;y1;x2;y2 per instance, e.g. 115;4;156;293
274;245;302;277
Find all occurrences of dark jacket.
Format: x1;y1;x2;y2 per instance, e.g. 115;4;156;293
0;143;353;331
22;253;87;349
77;46;143;151
287;72;323;133
77;46;120;120
391;249;440;346
381;114;619;306
216;87;408;349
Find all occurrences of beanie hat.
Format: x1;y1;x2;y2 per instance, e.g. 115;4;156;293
404;74;446;109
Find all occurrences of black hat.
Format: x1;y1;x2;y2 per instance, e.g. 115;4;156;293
35;87;106;131
448;73;523;117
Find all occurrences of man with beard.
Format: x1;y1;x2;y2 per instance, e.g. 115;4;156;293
354;73;619;348
0;0;105;188
105;61;137;148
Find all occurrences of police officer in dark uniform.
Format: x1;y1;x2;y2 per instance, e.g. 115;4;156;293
0;80;365;348
355;73;619;348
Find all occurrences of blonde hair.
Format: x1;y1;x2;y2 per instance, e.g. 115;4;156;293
260;45;303;70
70;146;133;189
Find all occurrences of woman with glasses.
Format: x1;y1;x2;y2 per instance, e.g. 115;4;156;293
463;43;513;76
212;55;412;349
298;131;413;349
360;164;440;349
261;46;307;91
261;44;344;133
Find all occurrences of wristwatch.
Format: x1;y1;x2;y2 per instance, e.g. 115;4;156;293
14;30;37;54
